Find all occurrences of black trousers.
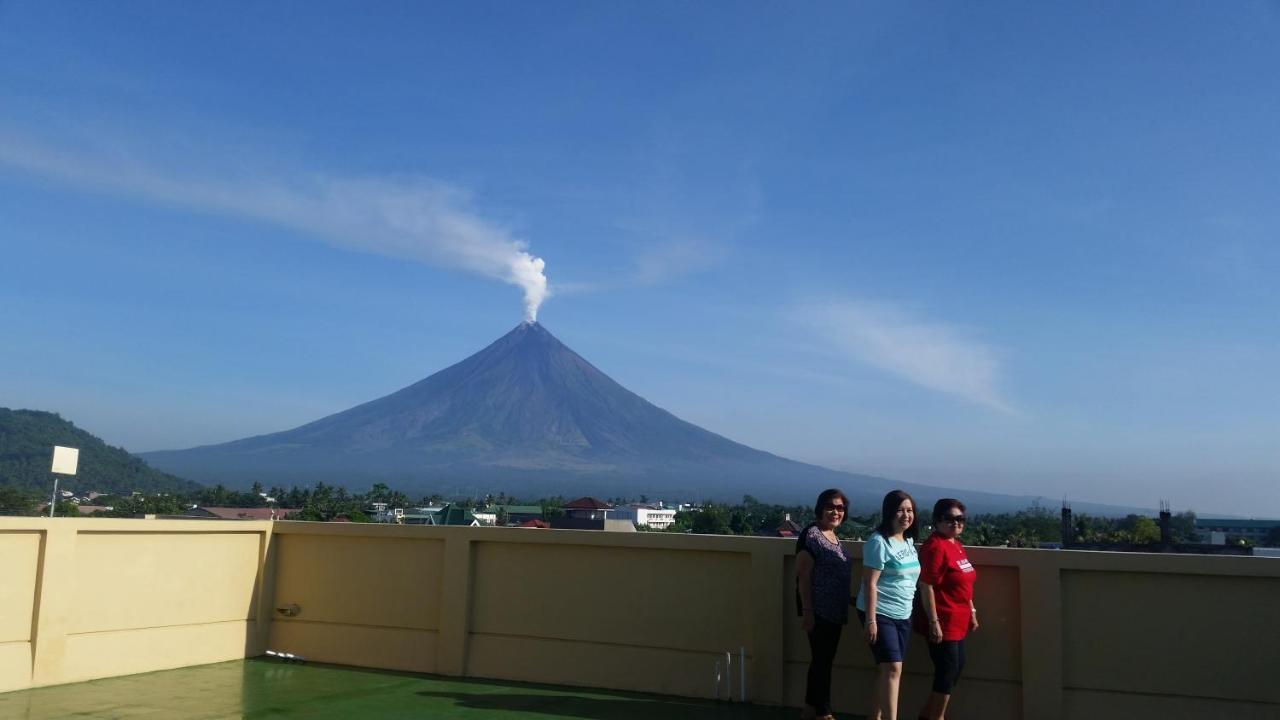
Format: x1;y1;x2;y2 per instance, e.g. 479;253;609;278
805;617;843;714
927;639;966;694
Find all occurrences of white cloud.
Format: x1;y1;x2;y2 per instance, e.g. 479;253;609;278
0;133;550;320
799;300;1018;414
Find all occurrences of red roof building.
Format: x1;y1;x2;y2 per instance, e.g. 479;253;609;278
561;497;613;522
774;513;804;538
563;497;611;510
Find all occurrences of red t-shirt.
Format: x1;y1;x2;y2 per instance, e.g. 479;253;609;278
917;534;977;641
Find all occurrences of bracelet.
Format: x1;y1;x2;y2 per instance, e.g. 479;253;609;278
930;618;941;624
866;620;877;625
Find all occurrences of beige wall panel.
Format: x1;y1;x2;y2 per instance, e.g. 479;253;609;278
1065;688;1280;720
467;633;736;698
471;542;751;653
60;620;255;683
937;679;1023;720
273;535;443;630
964;564;1021;682
0;532;40;643
1062;570;1280;704
269;621;438;674
0;641;32;693
71;532;262;634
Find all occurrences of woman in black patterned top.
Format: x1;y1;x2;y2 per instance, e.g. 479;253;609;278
795;488;854;720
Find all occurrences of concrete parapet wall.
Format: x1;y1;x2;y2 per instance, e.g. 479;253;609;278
0;517;273;694
1;517;1277;719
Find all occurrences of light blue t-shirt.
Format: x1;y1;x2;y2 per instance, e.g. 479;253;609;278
855;533;920;620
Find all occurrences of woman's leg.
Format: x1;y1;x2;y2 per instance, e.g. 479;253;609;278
921;690;950;719
920;640;963;719
805;619;842;717
874;661;903;720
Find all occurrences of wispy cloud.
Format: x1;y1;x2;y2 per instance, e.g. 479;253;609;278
550;237;726;298
0;132;550;320
630;237;726;286
797;300;1018;414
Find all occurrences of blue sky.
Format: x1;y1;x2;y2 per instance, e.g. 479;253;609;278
2;2;1277;515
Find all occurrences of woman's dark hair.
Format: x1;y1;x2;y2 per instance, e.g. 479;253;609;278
795;488;850;554
932;498;967;524
876;489;917;542
813;488;850;520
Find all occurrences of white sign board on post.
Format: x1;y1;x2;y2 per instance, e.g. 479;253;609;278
49;446;80;519
51;446;79;475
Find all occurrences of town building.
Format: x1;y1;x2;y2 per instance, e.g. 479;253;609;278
610;503;676;530
551;497;635;531
401;506;446;525
772;513;804;538
1195;517;1280;545
368;503;403;523
492;504;544;525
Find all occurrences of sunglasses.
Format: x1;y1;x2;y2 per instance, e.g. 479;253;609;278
940;515;966;525
822;504;847;513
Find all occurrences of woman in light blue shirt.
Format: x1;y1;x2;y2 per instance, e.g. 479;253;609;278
855;490;919;720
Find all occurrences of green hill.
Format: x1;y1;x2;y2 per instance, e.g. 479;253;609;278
0;408;201;499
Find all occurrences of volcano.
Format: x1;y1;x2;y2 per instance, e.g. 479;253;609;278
142;322;1097;511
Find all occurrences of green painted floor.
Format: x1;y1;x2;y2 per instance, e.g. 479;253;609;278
0;659;859;719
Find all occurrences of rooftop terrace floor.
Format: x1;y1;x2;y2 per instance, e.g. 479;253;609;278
0;659;858;719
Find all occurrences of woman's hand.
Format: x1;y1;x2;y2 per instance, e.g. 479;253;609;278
865;620;877;644
928;618;943;644
969;609;979;632
802;611;815;635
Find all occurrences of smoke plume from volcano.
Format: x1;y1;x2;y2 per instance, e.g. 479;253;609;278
0;133;552;321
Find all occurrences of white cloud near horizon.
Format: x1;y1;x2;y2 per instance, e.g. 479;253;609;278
799;300;1018;414
0;133;550;320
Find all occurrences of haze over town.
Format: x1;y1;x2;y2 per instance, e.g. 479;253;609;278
2;3;1277;516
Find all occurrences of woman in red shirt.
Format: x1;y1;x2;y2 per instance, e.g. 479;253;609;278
916;499;978;720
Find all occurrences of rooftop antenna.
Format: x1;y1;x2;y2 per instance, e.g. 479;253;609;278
49;446;79;518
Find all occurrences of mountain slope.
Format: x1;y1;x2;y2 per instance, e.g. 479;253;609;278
0;408;200;496
142;323;1135;513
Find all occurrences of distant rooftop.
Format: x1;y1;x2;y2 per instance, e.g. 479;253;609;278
189;506;298;521
564;496;611;510
494;504;544;514
1196;518;1280;529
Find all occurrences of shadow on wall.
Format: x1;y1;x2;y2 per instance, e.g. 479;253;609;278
243;523;276;661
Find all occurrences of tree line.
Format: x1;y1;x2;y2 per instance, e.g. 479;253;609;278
6;479;1269;548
